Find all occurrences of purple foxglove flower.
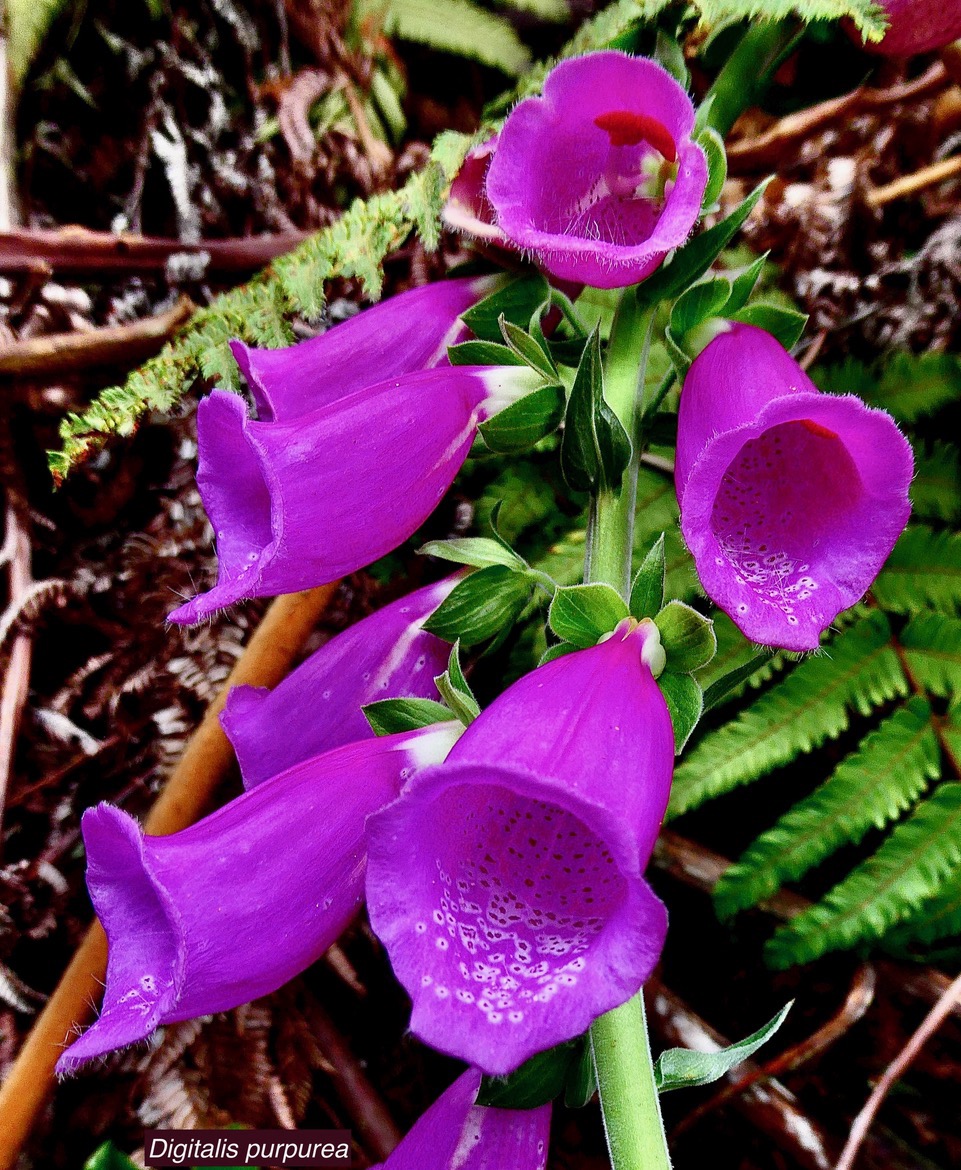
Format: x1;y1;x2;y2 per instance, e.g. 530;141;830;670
222;576;459;788
443;139;511;248
485;51;708;289
168;364;540;624
373;1068;550;1170
676;323;913;652
55;724;460;1075
231;276;493;422
366;619;674;1075
860;2;961;55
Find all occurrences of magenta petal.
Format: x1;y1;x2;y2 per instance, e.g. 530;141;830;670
863;1;961;54
442;140;512;247
486;51;707;289
222;576;458;788
169;366;534;624
373;1068;550;1170
676;324;913;651
55;726;459;1074
366;624;673;1075
229;277;492;421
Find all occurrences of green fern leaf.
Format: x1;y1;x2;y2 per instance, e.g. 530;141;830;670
885;868;961;951
694;610;787;698
765;783;961;968
668;611;907;819
375;0;532;75
8;0;71;87
692;0;884;37
900;613;961;702
818;353;961;423
713;697;940;919
491;0;570;21
872;527;961;615
911;443;961;523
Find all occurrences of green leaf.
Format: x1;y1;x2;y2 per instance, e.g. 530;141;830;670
424;565;534;647
654;28;689;85
363;697;456;736
372;0;532;75
818;352;961;424
654;1002;792;1092
766;784;961;968
637;181;770;308
732;302;807;349
714;698;941;919
462;273;551;343
477;1040;581;1108
549;584;629;648
448;340;526;367
418;537;526;570
668;612;907;819
900;613;961;701
564;1037;598;1108
8;0;71;88
655;601;717;673
499;317;558;379
696;126;727;211
723;253;769;315
84;1143;140;1170
670;277;733;339
658;671;704;754
479;384;565;454
910;442;961;523
701;649;776;712
560;329;632;494
434;641;481;724
540;641;578;665
630;534;666;619
872;527;961;614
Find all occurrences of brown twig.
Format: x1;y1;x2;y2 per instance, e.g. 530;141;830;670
0;501;32;842
835;969;961;1170
0;584;338;1170
0;227;308;276
866;154;961;208
0;296;196;377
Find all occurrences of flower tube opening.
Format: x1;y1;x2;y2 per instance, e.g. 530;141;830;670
367;763;667;1075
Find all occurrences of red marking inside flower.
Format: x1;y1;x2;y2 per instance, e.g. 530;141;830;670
593;111;677;160
800;419;839;440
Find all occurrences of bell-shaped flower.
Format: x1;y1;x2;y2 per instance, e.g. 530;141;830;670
676;323;913;652
231;276;493;422
366;619;674;1076
485;51;708;289
858;1;961;55
55;724;461;1075
373;1067;550;1170
222;576;458;788
168;363;541;624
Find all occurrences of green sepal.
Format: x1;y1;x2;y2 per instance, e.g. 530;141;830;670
724;253;769;315
363;697;456;736
733;302;808;350
670;276;733;340
630;534;666;619
657;671;704;754
549;583;629;648
424;565;534;648
695;125;726;211
564;1036;597;1108
448;339;525;367
654;29;689;86
478;383;565;454
477;1039;581;1109
655;601;717;673
434;641;481;725
418;536;526;571
540;641;577;665
461;273;550;342
654;1002;792;1092
637;180;770;308
560;328;632;494
499;315;558;380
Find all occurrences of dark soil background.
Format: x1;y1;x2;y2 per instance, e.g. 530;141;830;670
2;3;961;1168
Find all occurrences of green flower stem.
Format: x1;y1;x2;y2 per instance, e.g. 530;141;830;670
591;994;671;1170
585;288;671;1170
586;292;654;597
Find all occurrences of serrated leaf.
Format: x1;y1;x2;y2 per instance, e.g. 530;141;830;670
479;383;565;453
910;442;961;523
448;340;526;367
670;277;733;339
658;671;704;754
477;1040;581;1108
375;0;532;75
900;613;961;701
818;352;961;424
654;1002;792;1092
873;527;961;614
549;584;629;648
766;785;961;968
424;565;534;647
418;536;526;571
560;329;632;494
630;534;666;619
655;601;717;673
732;302;807;349
714;698;941;919
462;273;551;343
363;697;456;736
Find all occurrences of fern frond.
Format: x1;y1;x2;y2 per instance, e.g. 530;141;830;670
668;612;907;818
872;527;961;615
765;784;961;968
491;0;570;22
819;352;961;423
373;0;533;75
911;442;961;524
8;0;71;87
691;0;884;37
713;697;940;919
885;868;961;951
900;612;961;702
695;611;787;698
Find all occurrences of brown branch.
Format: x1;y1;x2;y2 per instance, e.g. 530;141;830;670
0;296;196;378
0;227;308;277
866;155;961;208
0;501;32;842
835;969;961;1170
0;584;339;1170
